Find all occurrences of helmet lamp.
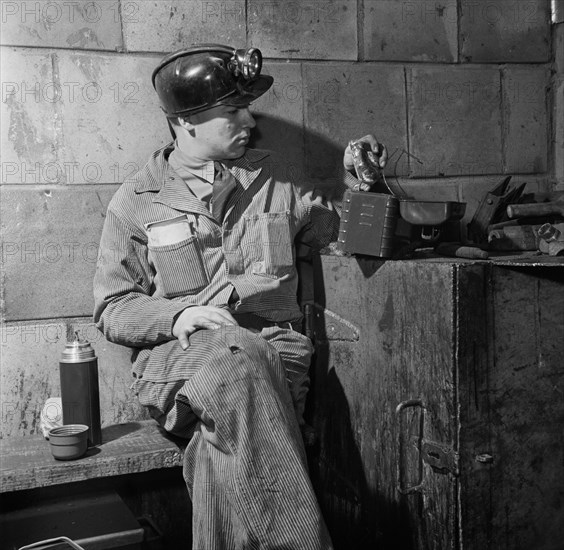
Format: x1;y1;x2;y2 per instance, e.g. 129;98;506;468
230;48;262;80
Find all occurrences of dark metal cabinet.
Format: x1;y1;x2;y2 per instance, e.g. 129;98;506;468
306;253;564;550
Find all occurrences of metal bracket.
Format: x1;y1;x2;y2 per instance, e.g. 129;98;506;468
304;302;360;342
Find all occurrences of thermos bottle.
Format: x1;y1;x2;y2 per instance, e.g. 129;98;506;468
59;339;102;446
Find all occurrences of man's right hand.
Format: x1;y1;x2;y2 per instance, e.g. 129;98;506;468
173;306;239;350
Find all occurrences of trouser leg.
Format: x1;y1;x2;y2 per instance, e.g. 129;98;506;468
260;326;313;426
186;423;250;550
135;326;332;550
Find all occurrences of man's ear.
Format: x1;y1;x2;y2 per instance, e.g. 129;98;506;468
178;116;196;131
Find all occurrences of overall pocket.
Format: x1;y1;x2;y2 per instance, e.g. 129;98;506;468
243;211;294;278
149;237;209;297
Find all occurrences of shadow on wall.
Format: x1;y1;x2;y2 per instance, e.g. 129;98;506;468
306;359;418;550
305;277;418;550
250;112;348;196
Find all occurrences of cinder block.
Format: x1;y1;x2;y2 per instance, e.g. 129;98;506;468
304;63;408;182
395;177;461;202
250;61;305;182
1;48;60;184
1;49;170;185
502;66;549;174
0;318;147;439
0;0;123;50
0;185;117;321
460;0;550;62
364;0;457;62
122;0;245;53
55;50;170;184
248;0;357;60
408;66;502;177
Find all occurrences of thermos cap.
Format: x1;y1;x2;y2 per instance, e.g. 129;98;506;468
60;340;96;362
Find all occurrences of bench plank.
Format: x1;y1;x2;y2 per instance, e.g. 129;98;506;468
0;421;186;493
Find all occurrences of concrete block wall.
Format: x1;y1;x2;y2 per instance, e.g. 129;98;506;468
0;0;561;438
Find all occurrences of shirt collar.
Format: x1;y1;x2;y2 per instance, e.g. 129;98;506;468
133;144;271;194
168;141;216;184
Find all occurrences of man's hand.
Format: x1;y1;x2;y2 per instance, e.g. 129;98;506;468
343;134;388;173
173;306;239;350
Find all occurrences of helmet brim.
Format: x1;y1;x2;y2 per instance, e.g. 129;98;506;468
176;75;273;117
221;75;274;106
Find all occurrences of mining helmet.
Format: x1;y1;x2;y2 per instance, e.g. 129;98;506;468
152;44;273;117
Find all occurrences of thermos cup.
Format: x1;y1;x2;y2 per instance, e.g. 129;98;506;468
59;339;102;446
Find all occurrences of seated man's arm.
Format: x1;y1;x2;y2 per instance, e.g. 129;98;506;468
93;208;197;347
293;169;359;252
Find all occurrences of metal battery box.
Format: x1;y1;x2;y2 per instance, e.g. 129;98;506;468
337;190;399;258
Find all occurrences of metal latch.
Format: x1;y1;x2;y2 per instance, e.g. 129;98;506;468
396;399;459;494
421;439;459;476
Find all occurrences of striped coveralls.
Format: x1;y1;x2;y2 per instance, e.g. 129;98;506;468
93;143;350;549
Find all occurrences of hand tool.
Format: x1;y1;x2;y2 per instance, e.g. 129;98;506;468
435;242;489;259
467;177;526;244
488;225;542;251
507;196;564;219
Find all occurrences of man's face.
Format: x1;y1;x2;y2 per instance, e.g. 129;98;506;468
186;104;256;161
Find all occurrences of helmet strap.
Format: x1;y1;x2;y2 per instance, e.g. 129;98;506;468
166;119;176;140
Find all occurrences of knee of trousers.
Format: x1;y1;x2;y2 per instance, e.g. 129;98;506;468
188;325;289;396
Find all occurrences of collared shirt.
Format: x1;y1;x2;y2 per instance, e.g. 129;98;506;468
93;143;354;348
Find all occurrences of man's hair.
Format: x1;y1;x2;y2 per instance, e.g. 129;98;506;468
169;117;185;127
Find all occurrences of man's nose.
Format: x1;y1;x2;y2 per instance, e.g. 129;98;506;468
240;108;256;129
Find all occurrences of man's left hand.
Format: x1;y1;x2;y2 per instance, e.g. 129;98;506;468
343;134;388;173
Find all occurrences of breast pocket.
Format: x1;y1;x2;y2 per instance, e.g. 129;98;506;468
149;237;209;297
243;211;294;278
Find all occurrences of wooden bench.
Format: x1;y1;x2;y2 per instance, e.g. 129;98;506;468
1;420;192;548
0;420;185;494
